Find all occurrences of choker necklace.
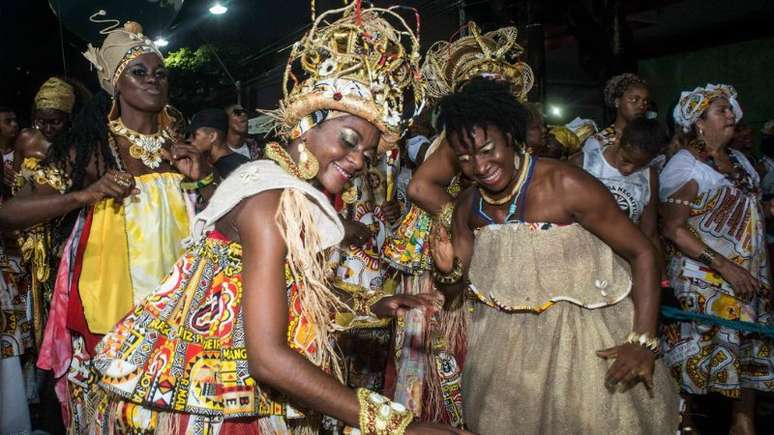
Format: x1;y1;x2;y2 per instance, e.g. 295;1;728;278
108;118;171;169
479;153;530;206
264;142;302;179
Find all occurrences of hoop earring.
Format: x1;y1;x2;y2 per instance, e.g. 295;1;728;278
297;139;320;180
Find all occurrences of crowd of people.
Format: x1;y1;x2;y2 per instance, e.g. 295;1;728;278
1;2;773;434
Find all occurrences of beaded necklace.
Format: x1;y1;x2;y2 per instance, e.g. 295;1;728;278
476;153;536;224
692;141;757;195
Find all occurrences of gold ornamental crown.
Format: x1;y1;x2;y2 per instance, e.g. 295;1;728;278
422;22;533;102
271;2;425;153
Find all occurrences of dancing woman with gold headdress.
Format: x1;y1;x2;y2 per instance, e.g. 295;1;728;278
0;19;212;431
88;3;470;434
382;22;534;426
431;77;679;435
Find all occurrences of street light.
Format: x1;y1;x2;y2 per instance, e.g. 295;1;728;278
209;2;228;15
154;37;169;48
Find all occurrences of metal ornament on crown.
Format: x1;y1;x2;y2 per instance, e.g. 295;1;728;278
422;21;534;103
262;0;426;154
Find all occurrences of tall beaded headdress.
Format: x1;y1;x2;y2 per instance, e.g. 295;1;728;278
263;1;426;153
422;21;534;103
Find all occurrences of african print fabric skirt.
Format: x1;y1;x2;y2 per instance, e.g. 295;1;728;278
1;255;32;358
89;231;318;434
382;204;434;274
661;256;774;397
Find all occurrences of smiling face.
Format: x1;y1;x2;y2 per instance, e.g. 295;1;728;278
299;115;381;194
115;53;169;113
448;123;516;193
616;84;649;123
695;97;737;147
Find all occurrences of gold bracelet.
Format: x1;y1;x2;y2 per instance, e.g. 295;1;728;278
434;257;463;285
624;332;660;354
696;247;717;267
357;388;413;434
435;201;454;232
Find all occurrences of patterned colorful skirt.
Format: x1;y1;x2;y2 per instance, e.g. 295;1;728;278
661;256;774;397
90;232;314;434
382;204;434;274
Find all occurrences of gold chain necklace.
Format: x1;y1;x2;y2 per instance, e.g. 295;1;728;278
478;153;529;206
108;118;171;169
264;142;302;179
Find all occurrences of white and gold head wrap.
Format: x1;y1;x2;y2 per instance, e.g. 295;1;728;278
82;19;164;96
422;22;534;103
34;77;75;114
265;2;425;153
673;83;743;133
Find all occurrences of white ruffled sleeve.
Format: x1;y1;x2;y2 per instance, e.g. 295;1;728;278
659;150;698;200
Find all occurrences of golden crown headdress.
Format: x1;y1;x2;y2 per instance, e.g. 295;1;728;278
267;1;425;153
422;22;533;102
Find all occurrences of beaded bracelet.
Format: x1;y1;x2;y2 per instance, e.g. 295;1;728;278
624;332;660;354
434;257;463;285
180;173;215;190
697;247;717;267
665;197;692;207
356;388;413;434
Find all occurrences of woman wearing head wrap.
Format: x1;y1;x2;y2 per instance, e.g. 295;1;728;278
583;73;650;153
33;77;76;143
88;3;468;434
660;84;774;435
12;78;78;175
0;20;213;431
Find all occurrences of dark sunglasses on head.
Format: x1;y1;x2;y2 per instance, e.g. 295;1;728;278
231;109;247;116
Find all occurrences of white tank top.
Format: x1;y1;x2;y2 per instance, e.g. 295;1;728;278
583;146;651;223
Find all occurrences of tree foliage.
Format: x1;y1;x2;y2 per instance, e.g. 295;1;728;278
164;44;236;116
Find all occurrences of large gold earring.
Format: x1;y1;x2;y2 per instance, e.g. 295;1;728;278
297;139;319;180
341;181;358;204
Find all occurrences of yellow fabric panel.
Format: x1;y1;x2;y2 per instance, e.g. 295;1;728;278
79;172;191;334
123;173;190;305
79;198;133;334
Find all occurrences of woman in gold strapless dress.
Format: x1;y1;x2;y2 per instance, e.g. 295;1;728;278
431;78;679;434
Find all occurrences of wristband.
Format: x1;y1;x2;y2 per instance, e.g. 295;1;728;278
180;173;215;190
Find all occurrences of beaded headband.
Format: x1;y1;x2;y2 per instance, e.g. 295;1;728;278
83;17;163;95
